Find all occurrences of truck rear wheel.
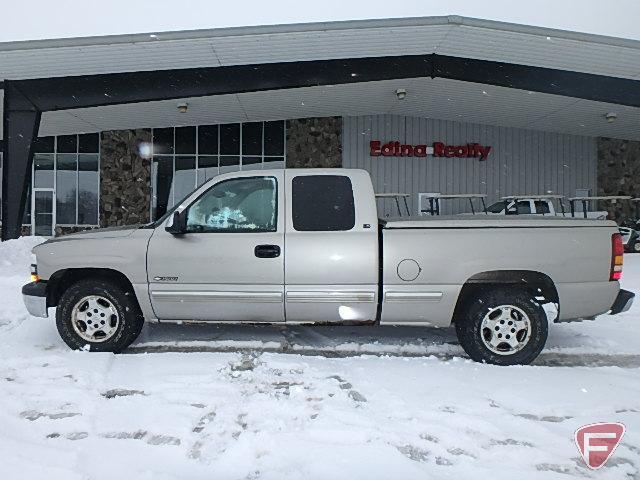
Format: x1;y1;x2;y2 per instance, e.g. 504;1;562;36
56;278;144;352
455;287;548;365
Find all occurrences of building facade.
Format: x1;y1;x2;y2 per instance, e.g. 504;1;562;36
7;113;639;236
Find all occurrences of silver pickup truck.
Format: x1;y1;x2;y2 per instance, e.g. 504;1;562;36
22;168;634;365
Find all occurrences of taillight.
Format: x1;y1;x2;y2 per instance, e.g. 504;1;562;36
610;233;624;281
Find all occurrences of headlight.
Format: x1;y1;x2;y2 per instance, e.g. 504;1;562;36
30;263;39;283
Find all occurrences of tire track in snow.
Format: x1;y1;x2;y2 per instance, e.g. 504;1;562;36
125;343;640;368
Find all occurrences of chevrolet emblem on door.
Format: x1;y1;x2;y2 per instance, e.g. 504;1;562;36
154;276;178;282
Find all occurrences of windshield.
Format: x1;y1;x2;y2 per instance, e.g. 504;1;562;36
486;201;505;213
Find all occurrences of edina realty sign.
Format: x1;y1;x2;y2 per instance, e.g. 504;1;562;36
369;141;492;161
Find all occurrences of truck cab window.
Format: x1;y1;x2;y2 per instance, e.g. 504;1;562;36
515;201;531;214
534;201;551;214
185;176;277;232
292;175;355;231
485;201;504;213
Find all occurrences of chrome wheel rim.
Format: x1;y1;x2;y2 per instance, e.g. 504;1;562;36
480;305;531;355
71;295;120;343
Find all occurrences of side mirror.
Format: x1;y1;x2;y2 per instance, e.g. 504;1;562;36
165;210;187;235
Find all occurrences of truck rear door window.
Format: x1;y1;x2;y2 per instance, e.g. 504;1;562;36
292;175;355;231
534;201;551;214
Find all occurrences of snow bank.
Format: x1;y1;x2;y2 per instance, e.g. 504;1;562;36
0;235;44;276
0;236;44;331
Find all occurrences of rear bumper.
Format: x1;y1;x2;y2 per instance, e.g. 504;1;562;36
610;289;634;315
22;281;48;318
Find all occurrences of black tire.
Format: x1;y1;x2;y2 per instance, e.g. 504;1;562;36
56;278;144;352
455;287;548;366
633;241;640;253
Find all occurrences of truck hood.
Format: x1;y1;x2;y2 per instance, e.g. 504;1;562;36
38;225;141;246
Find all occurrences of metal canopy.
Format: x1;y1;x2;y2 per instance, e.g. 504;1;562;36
32;76;640;141
1;15;640;81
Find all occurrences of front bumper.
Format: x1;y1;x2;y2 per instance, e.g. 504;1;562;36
610;289;635;315
22;281;48;318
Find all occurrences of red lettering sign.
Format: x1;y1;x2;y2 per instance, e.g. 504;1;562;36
369;140;491;160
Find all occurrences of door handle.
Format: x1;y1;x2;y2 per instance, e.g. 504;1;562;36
255;244;281;258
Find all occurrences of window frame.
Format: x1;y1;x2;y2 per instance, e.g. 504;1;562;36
25;134;100;228
182;175;279;234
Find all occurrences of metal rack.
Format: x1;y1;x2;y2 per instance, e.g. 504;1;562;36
375;193;411;217
418;193;488;216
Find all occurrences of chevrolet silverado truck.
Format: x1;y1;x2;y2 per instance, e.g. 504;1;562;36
22;169;634;365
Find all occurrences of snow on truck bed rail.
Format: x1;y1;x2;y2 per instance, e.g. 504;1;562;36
0;236;639;479
383;215;618;228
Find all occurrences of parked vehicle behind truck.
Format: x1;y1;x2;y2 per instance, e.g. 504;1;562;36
22;169;634;365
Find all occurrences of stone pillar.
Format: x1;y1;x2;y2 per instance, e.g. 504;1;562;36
286;117;342;168
597;137;640;223
100;129;152;227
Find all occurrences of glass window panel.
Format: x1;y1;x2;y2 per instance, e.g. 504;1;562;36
56;154;77;224
197;155;219;186
262;157;285;170
220;124;240;155
152;156;174;220
264;121;285;156
198;125;218;155
186;177;277;233
219;155;240;175
78;153;99;172
175;126;196;154
79;133;100;153
78;154;99;225
174;156;197;203
153;128;174;155
57;135;78;153
241;156;262;171
33;136;55;153
33;154;54;188
34;191;53;236
242;122;262;156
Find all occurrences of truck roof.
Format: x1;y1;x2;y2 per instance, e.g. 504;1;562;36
501;195;564;200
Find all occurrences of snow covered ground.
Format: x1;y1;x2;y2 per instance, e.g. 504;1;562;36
0;237;639;479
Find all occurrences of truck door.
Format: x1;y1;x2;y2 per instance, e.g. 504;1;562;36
284;171;379;322
146;171;285;322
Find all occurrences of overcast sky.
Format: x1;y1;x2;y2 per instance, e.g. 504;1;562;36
1;0;639;42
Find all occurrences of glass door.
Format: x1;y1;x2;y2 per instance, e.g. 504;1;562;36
32;188;55;237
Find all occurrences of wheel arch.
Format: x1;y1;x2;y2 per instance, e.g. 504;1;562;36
453;270;559;322
46;268;140;311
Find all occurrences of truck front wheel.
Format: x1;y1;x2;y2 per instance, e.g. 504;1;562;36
56;279;144;352
455;287;548;365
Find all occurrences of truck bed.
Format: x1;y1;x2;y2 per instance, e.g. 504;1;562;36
382;215;617;229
